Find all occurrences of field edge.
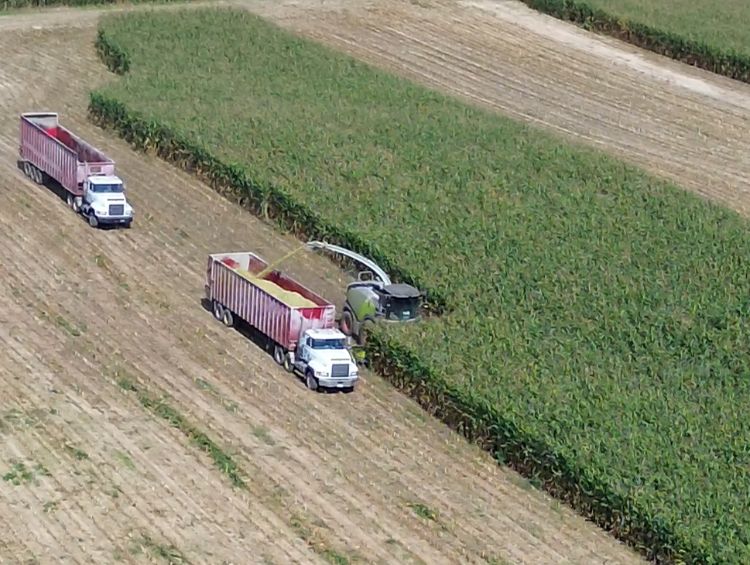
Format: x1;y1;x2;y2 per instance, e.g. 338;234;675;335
87;20;711;563
519;0;750;84
0;0;191;12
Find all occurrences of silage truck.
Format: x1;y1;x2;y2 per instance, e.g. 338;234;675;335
18;112;134;228
205;250;360;392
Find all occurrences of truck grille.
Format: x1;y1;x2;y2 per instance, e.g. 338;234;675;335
331;364;349;378
109;204;124;216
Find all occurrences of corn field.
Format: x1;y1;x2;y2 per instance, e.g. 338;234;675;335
91;8;750;563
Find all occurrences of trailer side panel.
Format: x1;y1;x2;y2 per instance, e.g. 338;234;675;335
20;116;78;192
207;255;335;350
19;113;117;195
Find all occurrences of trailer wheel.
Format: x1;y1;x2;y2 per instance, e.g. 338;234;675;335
222;308;234;327
66;194;74;209
212;300;224;321
34;167;43;184
305;370;319;392
22;161;31;179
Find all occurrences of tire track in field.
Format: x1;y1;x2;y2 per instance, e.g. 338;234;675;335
0;189;317;565
0;16;642;565
0;288;306;564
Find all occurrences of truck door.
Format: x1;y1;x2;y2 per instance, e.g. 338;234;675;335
300;337;311;362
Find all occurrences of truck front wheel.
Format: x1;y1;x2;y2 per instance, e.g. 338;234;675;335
88;213;98;228
305;370;319;392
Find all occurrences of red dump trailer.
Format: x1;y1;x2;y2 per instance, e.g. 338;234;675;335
18;112;134;227
205;251;359;391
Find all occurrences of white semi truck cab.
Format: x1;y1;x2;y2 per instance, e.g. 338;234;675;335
290;328;359;391
76;175;134;228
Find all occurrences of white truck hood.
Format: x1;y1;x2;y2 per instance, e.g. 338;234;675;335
309;349;355;365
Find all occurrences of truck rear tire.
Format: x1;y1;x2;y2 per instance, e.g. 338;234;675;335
273;344;285;366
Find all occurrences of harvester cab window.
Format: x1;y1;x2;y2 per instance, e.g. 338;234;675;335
385;296;420;321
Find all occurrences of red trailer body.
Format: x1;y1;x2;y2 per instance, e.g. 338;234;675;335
205;251;336;351
19;112;116;196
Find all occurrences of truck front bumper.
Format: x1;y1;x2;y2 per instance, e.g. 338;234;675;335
96;215;132;226
317;376;358;389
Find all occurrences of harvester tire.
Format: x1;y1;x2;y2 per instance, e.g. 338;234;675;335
358;319;375;346
340;310;354;336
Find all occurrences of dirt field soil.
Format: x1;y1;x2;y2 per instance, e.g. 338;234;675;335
0;10;642;565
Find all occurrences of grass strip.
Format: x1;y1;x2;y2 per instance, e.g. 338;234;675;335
116;376;246;489
115;374;354;562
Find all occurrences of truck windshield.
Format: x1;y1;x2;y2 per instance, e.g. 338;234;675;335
310;338;346;350
90;183;123;193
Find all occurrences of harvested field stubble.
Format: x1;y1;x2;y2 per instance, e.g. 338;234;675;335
90;8;750;563
520;0;750;82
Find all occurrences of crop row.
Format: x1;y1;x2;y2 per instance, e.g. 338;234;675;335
520;0;750;83
90;8;750;563
0;0;185;9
